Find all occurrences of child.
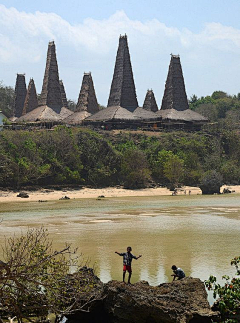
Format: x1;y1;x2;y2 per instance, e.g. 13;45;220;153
171;265;185;281
115;247;142;284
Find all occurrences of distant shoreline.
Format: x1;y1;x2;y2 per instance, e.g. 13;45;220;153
0;185;239;203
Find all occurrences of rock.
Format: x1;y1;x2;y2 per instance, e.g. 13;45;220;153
223;188;231;194
103;278;220;323
17;192;29;198
69;276;220;323
59;196;70;200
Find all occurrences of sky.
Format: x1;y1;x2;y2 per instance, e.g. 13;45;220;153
1;0;240;106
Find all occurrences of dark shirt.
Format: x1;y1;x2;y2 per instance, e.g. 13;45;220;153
119;252;137;266
174;268;185;279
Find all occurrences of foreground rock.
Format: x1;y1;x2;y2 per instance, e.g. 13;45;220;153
68;276;219;323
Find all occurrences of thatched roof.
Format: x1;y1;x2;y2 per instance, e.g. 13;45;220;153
143;90;158;112
85;106;140;122
156;109;208;122
63;111;91;125
9;116;18;122
133;107;159;120
17;105;73;123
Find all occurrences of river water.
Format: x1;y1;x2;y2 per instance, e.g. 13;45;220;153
0;194;239;294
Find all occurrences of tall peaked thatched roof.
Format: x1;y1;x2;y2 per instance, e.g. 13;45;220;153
76;73;99;114
108;35;138;112
85;106;140;122
133;107;159;120
63;111;91;125
59;80;68;108
161;55;189;111
14;74;27;118
38;41;62;112
17;106;73;123
143;90;158;112
156;108;208;122
22;78;38;115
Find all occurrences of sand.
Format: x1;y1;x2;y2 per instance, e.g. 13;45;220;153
0;185;239;203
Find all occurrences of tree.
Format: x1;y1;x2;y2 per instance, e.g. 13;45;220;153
121;148;151;188
0;228;99;322
163;155;184;189
199;170;223;194
0;81;14;117
211;91;228;100
205;256;240;322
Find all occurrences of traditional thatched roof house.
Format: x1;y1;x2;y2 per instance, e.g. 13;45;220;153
14;74;27;118
64;72;99;125
143;90;158;112
17;41;73;124
107;35;138;112
84;106;141;129
22;78;38;115
133;107;158;120
18;105;73;123
76;73;99;114
155;54;208;129
63;111;91;125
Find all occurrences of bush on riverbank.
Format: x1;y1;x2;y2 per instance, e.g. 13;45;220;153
0;228;101;322
1;127;240;189
205;256;240;322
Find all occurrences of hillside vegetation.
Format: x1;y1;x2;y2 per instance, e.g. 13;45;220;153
1;125;240;189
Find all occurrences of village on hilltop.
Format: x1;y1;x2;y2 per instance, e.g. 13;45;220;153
9;35;207;130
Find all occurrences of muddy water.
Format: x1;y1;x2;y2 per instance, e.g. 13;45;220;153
0;194;239;290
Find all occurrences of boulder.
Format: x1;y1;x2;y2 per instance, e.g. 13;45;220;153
69;276;219;323
103;278;219;323
17;192;29;198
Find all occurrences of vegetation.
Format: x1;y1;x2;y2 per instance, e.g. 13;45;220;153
0;228;99;322
205;256;240;322
0;81;14;117
0;125;240;190
189;90;240;125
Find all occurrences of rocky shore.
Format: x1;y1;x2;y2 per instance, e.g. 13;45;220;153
67;268;219;323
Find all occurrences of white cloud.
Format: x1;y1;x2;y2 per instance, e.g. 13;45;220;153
1;5;240;104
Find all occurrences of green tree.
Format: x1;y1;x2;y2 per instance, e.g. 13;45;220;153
121;148;151;188
205;256;240;322
0;81;14;117
163;154;184;188
200;170;223;194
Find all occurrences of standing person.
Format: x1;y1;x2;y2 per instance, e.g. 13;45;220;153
115;247;142;284
171;265;185;281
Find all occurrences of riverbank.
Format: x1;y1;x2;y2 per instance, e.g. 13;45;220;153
0;185;239;203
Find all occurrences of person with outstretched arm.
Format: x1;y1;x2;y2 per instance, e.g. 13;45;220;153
115;246;142;284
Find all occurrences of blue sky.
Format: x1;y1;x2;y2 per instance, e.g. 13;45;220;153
1;1;240;106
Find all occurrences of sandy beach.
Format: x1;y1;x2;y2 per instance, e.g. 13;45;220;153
0;185;239;203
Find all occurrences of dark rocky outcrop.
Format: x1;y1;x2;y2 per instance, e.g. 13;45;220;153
68;275;219;323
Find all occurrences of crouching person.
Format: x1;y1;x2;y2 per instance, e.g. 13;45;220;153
171;265;185;281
